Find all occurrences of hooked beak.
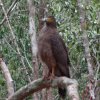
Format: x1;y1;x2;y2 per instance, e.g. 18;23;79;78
41;18;48;22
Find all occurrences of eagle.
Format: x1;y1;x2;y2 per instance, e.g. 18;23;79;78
38;16;70;99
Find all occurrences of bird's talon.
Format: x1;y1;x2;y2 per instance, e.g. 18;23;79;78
48;74;55;81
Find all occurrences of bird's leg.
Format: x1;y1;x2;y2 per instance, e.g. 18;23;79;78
52;66;55;78
49;66;55;80
42;64;50;80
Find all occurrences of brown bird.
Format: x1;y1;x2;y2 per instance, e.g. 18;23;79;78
38;16;70;99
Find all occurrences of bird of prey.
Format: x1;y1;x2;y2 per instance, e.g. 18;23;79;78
38;16;70;99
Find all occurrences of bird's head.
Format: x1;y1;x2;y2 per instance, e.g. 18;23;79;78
41;16;57;27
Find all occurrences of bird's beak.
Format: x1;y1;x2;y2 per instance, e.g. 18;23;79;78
41;18;48;22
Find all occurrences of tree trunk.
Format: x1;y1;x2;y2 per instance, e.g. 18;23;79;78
27;0;39;100
77;0;96;99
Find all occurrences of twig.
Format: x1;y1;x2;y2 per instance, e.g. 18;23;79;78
0;0;19;26
4;37;17;54
0;0;31;82
20;39;33;72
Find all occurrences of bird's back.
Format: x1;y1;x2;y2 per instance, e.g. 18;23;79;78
49;34;70;77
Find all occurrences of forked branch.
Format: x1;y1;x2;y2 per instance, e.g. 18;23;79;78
8;77;79;100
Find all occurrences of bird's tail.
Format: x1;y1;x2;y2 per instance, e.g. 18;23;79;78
58;88;66;99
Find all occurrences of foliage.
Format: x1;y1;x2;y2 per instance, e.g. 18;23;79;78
0;0;99;99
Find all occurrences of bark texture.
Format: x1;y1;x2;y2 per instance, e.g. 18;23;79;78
0;58;14;97
8;77;79;100
27;0;39;99
77;0;95;99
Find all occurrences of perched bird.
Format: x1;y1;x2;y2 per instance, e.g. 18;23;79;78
38;16;70;99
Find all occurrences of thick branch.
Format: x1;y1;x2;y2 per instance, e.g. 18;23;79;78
0;58;14;97
27;0;39;99
27;0;38;79
8;77;79;100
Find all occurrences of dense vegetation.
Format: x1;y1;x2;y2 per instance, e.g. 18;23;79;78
0;0;100;99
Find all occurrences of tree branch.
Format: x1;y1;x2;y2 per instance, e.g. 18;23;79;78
27;0;39;99
77;0;95;99
0;58;14;97
0;0;31;82
27;0;38;78
0;0;19;26
8;77;79;100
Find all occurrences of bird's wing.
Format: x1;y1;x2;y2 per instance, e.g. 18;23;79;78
49;34;69;64
58;35;71;66
49;34;70;77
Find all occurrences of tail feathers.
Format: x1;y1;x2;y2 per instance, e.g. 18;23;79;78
58;88;66;99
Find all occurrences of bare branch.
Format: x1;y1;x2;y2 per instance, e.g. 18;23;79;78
27;0;38;79
27;0;38;58
0;58;14;97
0;0;19;26
27;0;39;99
8;77;79;100
77;0;95;99
77;0;94;76
0;0;31;82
